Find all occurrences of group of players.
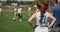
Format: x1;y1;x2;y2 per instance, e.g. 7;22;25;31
13;6;31;21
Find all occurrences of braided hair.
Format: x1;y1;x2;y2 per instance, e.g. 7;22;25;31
37;2;45;24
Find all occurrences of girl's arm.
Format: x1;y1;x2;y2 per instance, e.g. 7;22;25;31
48;13;56;27
28;13;36;29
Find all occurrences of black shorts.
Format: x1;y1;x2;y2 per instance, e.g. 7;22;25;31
18;13;20;17
18;13;22;19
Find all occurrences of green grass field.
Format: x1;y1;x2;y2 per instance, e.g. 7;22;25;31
0;11;35;32
0;10;54;32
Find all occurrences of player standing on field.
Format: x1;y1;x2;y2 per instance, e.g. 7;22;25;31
13;6;17;21
28;1;56;32
17;6;22;21
28;6;31;15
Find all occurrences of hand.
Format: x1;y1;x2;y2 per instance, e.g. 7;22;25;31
32;25;37;31
31;26;34;29
48;26;51;28
33;25;38;29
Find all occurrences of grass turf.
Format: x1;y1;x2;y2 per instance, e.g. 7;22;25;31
0;11;35;32
0;11;54;32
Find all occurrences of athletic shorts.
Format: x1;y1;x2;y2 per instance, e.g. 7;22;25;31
35;26;49;32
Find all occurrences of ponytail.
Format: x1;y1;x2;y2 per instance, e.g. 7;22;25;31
37;2;45;24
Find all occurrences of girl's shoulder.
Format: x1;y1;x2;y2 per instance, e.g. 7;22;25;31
46;11;50;14
45;11;50;17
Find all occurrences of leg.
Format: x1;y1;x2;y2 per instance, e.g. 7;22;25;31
20;13;22;19
13;13;17;21
0;11;1;15
28;10;30;15
19;13;22;21
18;13;20;18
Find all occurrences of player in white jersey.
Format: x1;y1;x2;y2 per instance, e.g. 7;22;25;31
17;7;22;21
13;7;17;21
0;7;2;16
28;2;56;32
28;6;31;15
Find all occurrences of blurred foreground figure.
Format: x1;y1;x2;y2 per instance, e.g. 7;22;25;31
51;0;60;32
52;0;57;6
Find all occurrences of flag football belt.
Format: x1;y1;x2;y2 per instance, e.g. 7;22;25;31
37;26;48;28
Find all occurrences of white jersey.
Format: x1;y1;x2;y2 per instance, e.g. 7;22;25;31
28;7;31;11
36;9;50;26
0;8;2;12
17;8;22;13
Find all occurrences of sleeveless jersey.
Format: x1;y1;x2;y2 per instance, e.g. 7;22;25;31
36;9;50;26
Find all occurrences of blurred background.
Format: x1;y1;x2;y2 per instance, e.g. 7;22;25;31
0;0;52;12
